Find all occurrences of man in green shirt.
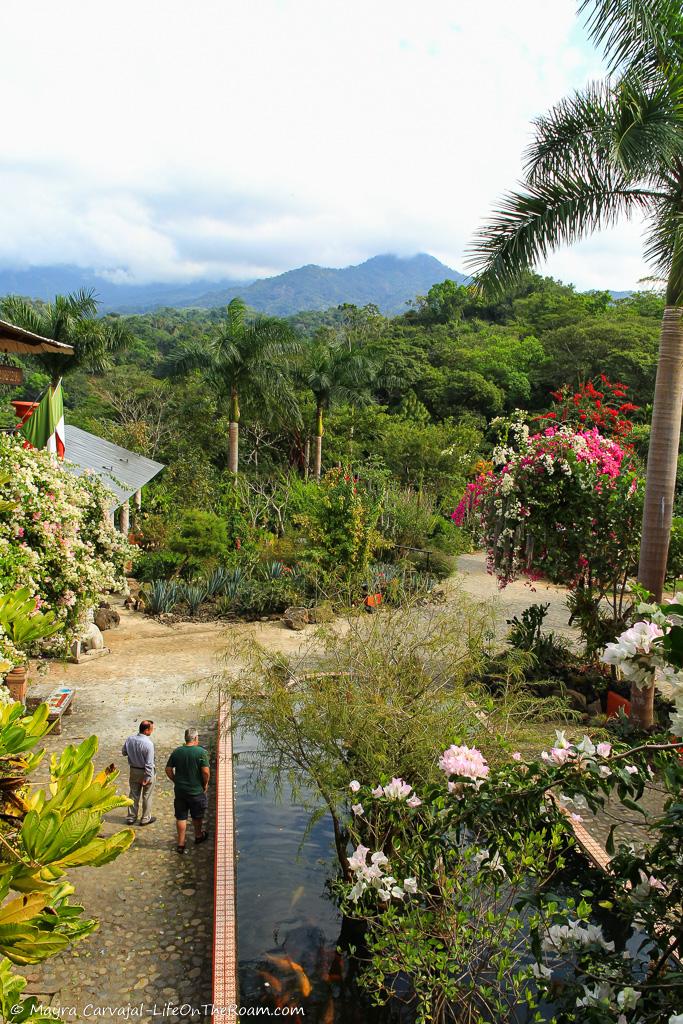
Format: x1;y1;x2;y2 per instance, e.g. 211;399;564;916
165;727;210;854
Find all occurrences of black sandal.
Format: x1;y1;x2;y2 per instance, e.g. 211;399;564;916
195;831;209;845
177;844;186;854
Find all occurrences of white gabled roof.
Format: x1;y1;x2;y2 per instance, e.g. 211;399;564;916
63;424;164;507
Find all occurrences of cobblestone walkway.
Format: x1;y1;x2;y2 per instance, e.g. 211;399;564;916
24;609;224;1018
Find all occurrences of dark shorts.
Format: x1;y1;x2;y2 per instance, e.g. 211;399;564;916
174;791;207;821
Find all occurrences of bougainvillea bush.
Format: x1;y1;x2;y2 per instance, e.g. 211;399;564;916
0;435;129;638
453;414;642;652
341;736;683;1024
541;375;640;441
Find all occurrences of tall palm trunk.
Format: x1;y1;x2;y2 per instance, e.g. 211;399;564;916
314;402;324;480
634;304;683;726
228;387;240;474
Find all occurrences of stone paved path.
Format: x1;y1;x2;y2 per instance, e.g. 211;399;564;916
25;610;224;1017
24;603;319;1017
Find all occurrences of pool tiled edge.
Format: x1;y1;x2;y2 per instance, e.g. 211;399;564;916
212;702;238;1013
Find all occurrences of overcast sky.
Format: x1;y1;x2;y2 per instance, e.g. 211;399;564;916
0;0;650;290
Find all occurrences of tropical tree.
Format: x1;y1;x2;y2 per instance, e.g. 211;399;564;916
0;290;131;387
303;331;378;479
467;0;683;726
171;297;301;473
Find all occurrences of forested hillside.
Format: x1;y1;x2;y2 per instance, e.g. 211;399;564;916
0;272;661;522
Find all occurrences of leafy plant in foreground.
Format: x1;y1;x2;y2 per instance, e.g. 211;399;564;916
0;702;133;1020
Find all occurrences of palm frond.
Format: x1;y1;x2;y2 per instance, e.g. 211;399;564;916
225;297;248;335
467;168;656;296
63;288;99;319
643;199;683;301
527;73;681;184
579;0;683;76
167;340;212;377
0;296;46;337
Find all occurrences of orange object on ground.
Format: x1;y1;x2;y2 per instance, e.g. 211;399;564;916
606;690;630;719
364;592;383;608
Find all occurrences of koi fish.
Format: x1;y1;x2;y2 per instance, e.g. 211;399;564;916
289;884;305;910
265;954;312;997
258;970;282;994
320;997;334;1023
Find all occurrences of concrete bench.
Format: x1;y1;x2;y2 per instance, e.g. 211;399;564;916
26;686;75;734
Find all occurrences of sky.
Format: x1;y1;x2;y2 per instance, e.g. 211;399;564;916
0;0;651;291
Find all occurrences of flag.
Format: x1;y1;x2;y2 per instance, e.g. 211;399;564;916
19;382;65;458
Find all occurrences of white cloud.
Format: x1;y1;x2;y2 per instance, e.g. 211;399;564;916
0;0;649;289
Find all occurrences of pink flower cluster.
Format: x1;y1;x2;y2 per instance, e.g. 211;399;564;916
370;777;422;807
439;744;490;782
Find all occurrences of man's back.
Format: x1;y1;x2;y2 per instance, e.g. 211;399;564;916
166;744;209;796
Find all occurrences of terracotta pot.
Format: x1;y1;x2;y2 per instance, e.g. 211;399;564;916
606;689;630;720
4;665;28;704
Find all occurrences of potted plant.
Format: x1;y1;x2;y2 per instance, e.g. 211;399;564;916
0;588;64;704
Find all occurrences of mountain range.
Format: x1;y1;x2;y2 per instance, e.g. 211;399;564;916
0;254;467;317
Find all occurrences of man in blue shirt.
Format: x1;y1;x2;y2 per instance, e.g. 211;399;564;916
122;720;156;826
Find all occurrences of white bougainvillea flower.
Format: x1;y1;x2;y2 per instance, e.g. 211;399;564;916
349;780;361;793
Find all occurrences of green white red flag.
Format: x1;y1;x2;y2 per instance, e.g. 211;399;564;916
19;382;65;458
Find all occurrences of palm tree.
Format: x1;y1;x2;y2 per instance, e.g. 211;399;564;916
171;297;301;473
303;332;377;479
467;0;683;726
1;289;131;387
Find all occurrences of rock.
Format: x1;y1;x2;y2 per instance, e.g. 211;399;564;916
564;688;587;710
586;699;603;717
309;603;334;624
95;606;120;631
283;607;309;631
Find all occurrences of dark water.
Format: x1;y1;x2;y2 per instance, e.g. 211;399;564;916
234;726;383;1022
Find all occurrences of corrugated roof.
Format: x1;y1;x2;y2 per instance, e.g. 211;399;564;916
0;319;75;355
63;424;164;507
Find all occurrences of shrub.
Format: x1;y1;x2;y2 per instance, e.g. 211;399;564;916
134;549;183;582
294;468;384;583
168;509;229;577
0;435;129;633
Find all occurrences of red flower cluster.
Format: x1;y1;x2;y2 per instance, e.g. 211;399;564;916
539;376;639;442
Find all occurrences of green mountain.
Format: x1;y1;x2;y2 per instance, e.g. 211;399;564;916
0;253;467;316
183;254;468;315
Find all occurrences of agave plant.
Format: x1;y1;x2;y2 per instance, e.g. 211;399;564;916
205;567;232;598
181;584;209;616
140;580;180;615
260;560;287;580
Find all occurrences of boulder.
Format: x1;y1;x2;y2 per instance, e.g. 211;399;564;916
95;606;120;631
283;607;310;631
309;603;334;624
564;688;587;710
586;699;603;718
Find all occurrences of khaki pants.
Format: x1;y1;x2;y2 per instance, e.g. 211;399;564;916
128;767;155;822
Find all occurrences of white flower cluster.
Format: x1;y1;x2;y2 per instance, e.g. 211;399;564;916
542;918;615;954
575;982;640;1015
601;603;683;736
346;844;418;904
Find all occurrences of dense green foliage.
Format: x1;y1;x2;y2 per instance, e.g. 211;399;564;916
0;273;666;619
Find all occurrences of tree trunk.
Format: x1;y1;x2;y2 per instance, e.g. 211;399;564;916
314;403;324;480
635;304;683;725
303;438;310;480
228;387;240;474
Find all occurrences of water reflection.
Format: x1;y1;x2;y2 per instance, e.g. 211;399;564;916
234;725;385;1021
